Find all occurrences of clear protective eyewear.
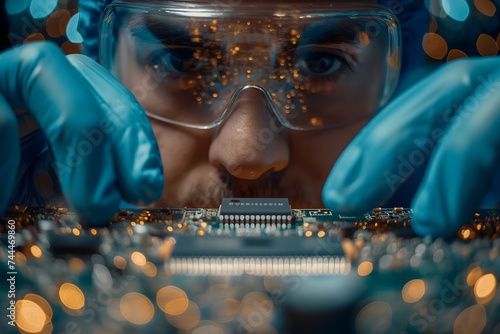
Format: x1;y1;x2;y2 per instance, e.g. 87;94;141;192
99;1;401;130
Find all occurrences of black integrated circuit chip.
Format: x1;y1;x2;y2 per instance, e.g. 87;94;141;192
219;198;292;223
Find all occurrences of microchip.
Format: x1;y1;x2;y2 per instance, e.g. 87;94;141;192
219;198;292;223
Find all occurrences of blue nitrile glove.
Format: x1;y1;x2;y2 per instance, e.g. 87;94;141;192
0;42;164;224
323;57;500;239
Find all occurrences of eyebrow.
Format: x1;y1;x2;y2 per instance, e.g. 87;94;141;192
298;19;363;45
128;15;200;46
128;13;365;57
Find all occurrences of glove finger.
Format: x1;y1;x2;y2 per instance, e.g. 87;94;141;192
66;54;164;204
0;94;20;214
0;42;120;224
322;57;500;214
411;67;500;238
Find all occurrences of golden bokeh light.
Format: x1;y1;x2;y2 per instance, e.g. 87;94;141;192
114;255;127;269
240;292;274;321
24;294;53;325
158;237;176;260
474;273;497;303
422;33;448;60
447;49;468;62
192;321;225;334
263;277;282;293
59;283;85;311
355;302;392;334
142;261;158;277
30;245;43;258
165;301;201;330
402;279;426;303
212;299;241;323
466;266;483;286
454;305;486;334
15;300;47;333
131;251;147;266
32;321;53;334
458;226;475;240
120;292;155;325
68;258;85;274
476;34;498;56
474;0;497;17
157;286;189;315
357;261;373;277
16;251;27;266
310;117;322;127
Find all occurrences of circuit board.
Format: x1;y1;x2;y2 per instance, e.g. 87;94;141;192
1;199;499;333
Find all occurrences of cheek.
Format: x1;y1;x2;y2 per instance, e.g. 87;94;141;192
149;121;213;200
290;118;368;181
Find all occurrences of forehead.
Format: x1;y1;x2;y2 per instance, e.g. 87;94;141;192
238;0;377;2
164;0;378;4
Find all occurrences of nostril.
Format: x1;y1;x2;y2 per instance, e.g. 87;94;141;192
208;84;290;181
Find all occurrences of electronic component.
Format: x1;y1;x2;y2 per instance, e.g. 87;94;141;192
2;201;500;334
171;235;344;257
218;197;292;223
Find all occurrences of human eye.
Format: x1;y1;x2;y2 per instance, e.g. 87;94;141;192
294;46;353;78
145;47;202;81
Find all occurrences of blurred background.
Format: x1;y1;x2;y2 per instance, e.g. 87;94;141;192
1;0;499;65
1;0;82;54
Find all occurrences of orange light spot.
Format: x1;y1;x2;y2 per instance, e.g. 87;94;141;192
131;251;147;266
467;266;483;286
402;279;426;303
59;283;85;311
15;300;46;333
61;41;82;55
157;286;189;315
447;49;468;62
454;305;486;334
429;16;438;33
422;33;448;60
474;273;497;303
357;261;373;277
46;9;71;38
30;245;42;258
474;0;497;16
477;34;498;56
24;33;45;43
114;256;127;269
120;293;155;325
166;301;201;330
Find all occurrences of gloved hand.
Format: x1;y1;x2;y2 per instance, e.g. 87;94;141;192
0;42;164;225
323;56;500;239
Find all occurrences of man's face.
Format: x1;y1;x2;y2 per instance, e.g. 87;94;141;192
111;0;392;208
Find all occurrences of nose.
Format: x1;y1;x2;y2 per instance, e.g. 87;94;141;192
209;87;290;180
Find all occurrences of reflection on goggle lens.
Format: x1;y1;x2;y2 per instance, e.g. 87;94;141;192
101;4;400;130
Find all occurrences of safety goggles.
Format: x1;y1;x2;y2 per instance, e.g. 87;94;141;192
99;1;401;130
